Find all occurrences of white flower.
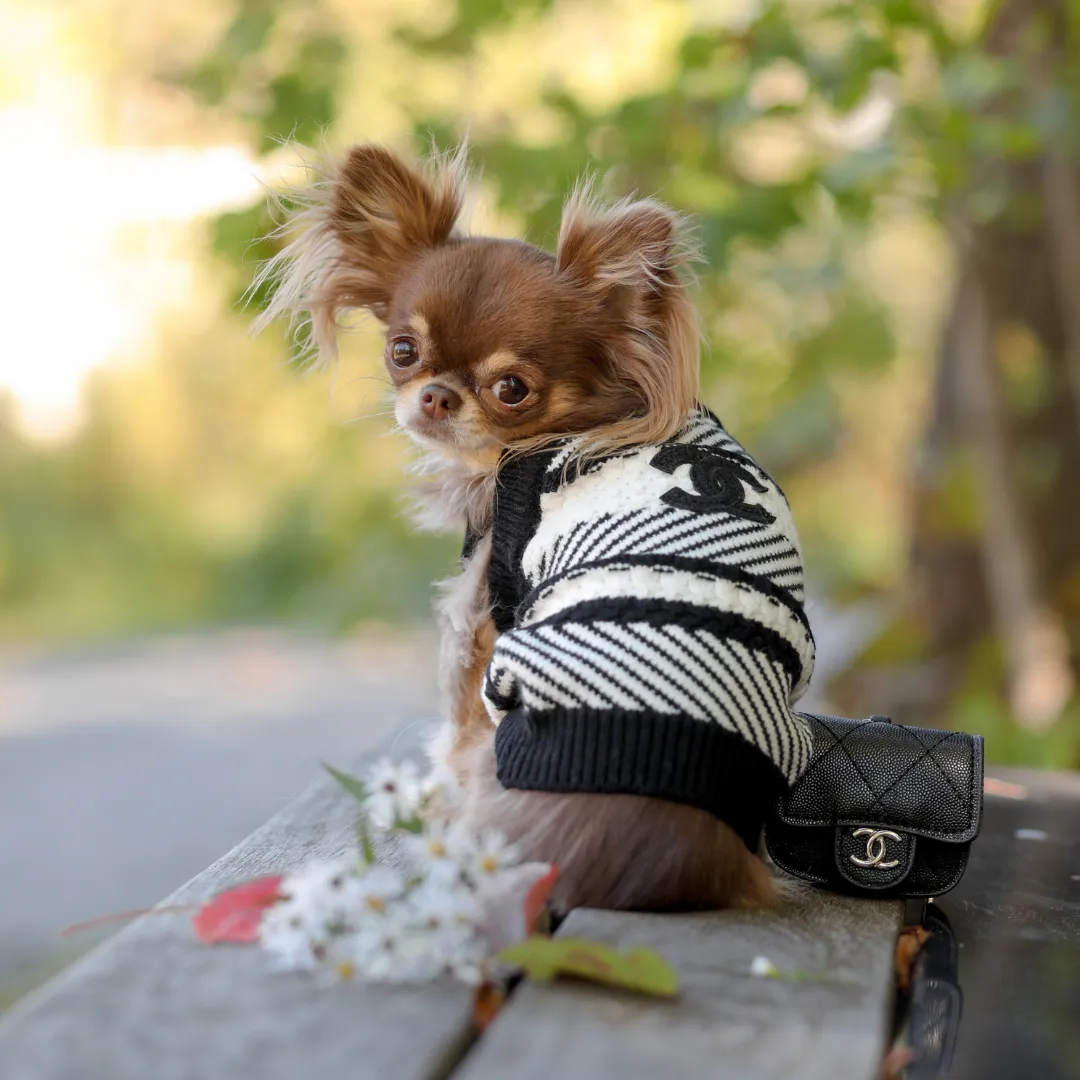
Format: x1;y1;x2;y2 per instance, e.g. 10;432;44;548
449;956;487;986
278;857;388;938
253;795;548;986
473;862;556;951
260;902;321;971
387;932;451;983
459;828;522;883
345;911;445;983
406;876;482;931
402;821;465;885
363;758;422;829
750;956;779;978
349;865;407;917
329;872;494;985
418;919;485;977
279;857;359;921
445;933;490;986
405;908;489;985
273;858;404;939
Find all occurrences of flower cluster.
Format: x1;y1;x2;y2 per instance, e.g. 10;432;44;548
256;759;554;985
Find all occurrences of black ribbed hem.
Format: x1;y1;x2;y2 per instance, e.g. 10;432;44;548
494;706;787;852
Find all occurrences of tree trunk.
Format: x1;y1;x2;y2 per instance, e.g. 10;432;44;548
844;0;1080;746
951;255;1072;728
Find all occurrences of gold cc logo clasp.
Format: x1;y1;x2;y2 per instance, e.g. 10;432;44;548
849;828;902;870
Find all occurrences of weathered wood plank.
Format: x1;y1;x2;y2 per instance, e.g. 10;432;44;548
0;721;477;1080
457;882;902;1080
926;768;1080;1080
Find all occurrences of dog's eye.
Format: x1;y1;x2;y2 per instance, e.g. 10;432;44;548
389;339;419;367
493;376;529;406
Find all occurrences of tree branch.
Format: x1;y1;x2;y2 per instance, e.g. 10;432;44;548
1042;150;1080;433
953;259;1073;729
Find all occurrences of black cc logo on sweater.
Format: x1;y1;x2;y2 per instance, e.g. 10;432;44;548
650;445;777;524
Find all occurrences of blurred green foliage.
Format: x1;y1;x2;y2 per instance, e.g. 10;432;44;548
3;0;1080;764
0;376;455;640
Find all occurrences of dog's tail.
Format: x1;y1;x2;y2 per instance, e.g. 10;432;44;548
457;734;775;913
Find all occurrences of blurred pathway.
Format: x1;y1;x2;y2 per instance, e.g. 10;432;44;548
0;627;442;989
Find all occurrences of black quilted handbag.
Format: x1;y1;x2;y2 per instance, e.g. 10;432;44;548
764;714;984;899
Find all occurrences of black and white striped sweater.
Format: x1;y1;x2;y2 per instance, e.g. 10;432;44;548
475;408;815;851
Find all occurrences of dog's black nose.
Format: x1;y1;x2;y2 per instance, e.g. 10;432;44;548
420;383;461;421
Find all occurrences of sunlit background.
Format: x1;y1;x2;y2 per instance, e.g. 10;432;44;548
3;0;1079;1006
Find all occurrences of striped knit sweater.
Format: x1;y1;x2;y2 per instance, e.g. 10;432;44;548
475;407;815;852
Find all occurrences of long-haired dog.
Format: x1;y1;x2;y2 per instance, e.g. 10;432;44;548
255;143;816;912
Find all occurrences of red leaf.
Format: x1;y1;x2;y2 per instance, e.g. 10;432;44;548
523;865;559;934
193;875;284;944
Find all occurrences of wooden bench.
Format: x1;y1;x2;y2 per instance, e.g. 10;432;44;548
1;721;1076;1080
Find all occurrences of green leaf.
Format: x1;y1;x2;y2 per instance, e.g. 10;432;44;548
679;32;717;72
496;936;679;998
398;0;555;56
940;53;1015;109
324;763;377;862
220;9;274;63
797;292;895;375
754;380;841;470
356;816;376;866
821;146;896;194
323;763;368;804
257;73;337;154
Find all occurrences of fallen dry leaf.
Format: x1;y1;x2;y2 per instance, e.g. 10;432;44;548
497;936;679;997
878;1041;914;1080
895;925;931;994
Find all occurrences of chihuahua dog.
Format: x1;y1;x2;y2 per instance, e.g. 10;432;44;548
256;143;784;912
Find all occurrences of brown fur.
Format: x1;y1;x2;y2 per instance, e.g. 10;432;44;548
258;141;776;912
432;533;501;774
459;736;775;912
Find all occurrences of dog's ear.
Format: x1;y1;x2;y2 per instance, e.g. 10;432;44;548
253;144;466;363
555;186;687;312
555;183;701;444
329;145;464;318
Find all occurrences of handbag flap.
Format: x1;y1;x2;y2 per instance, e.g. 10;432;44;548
775;715;984;843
